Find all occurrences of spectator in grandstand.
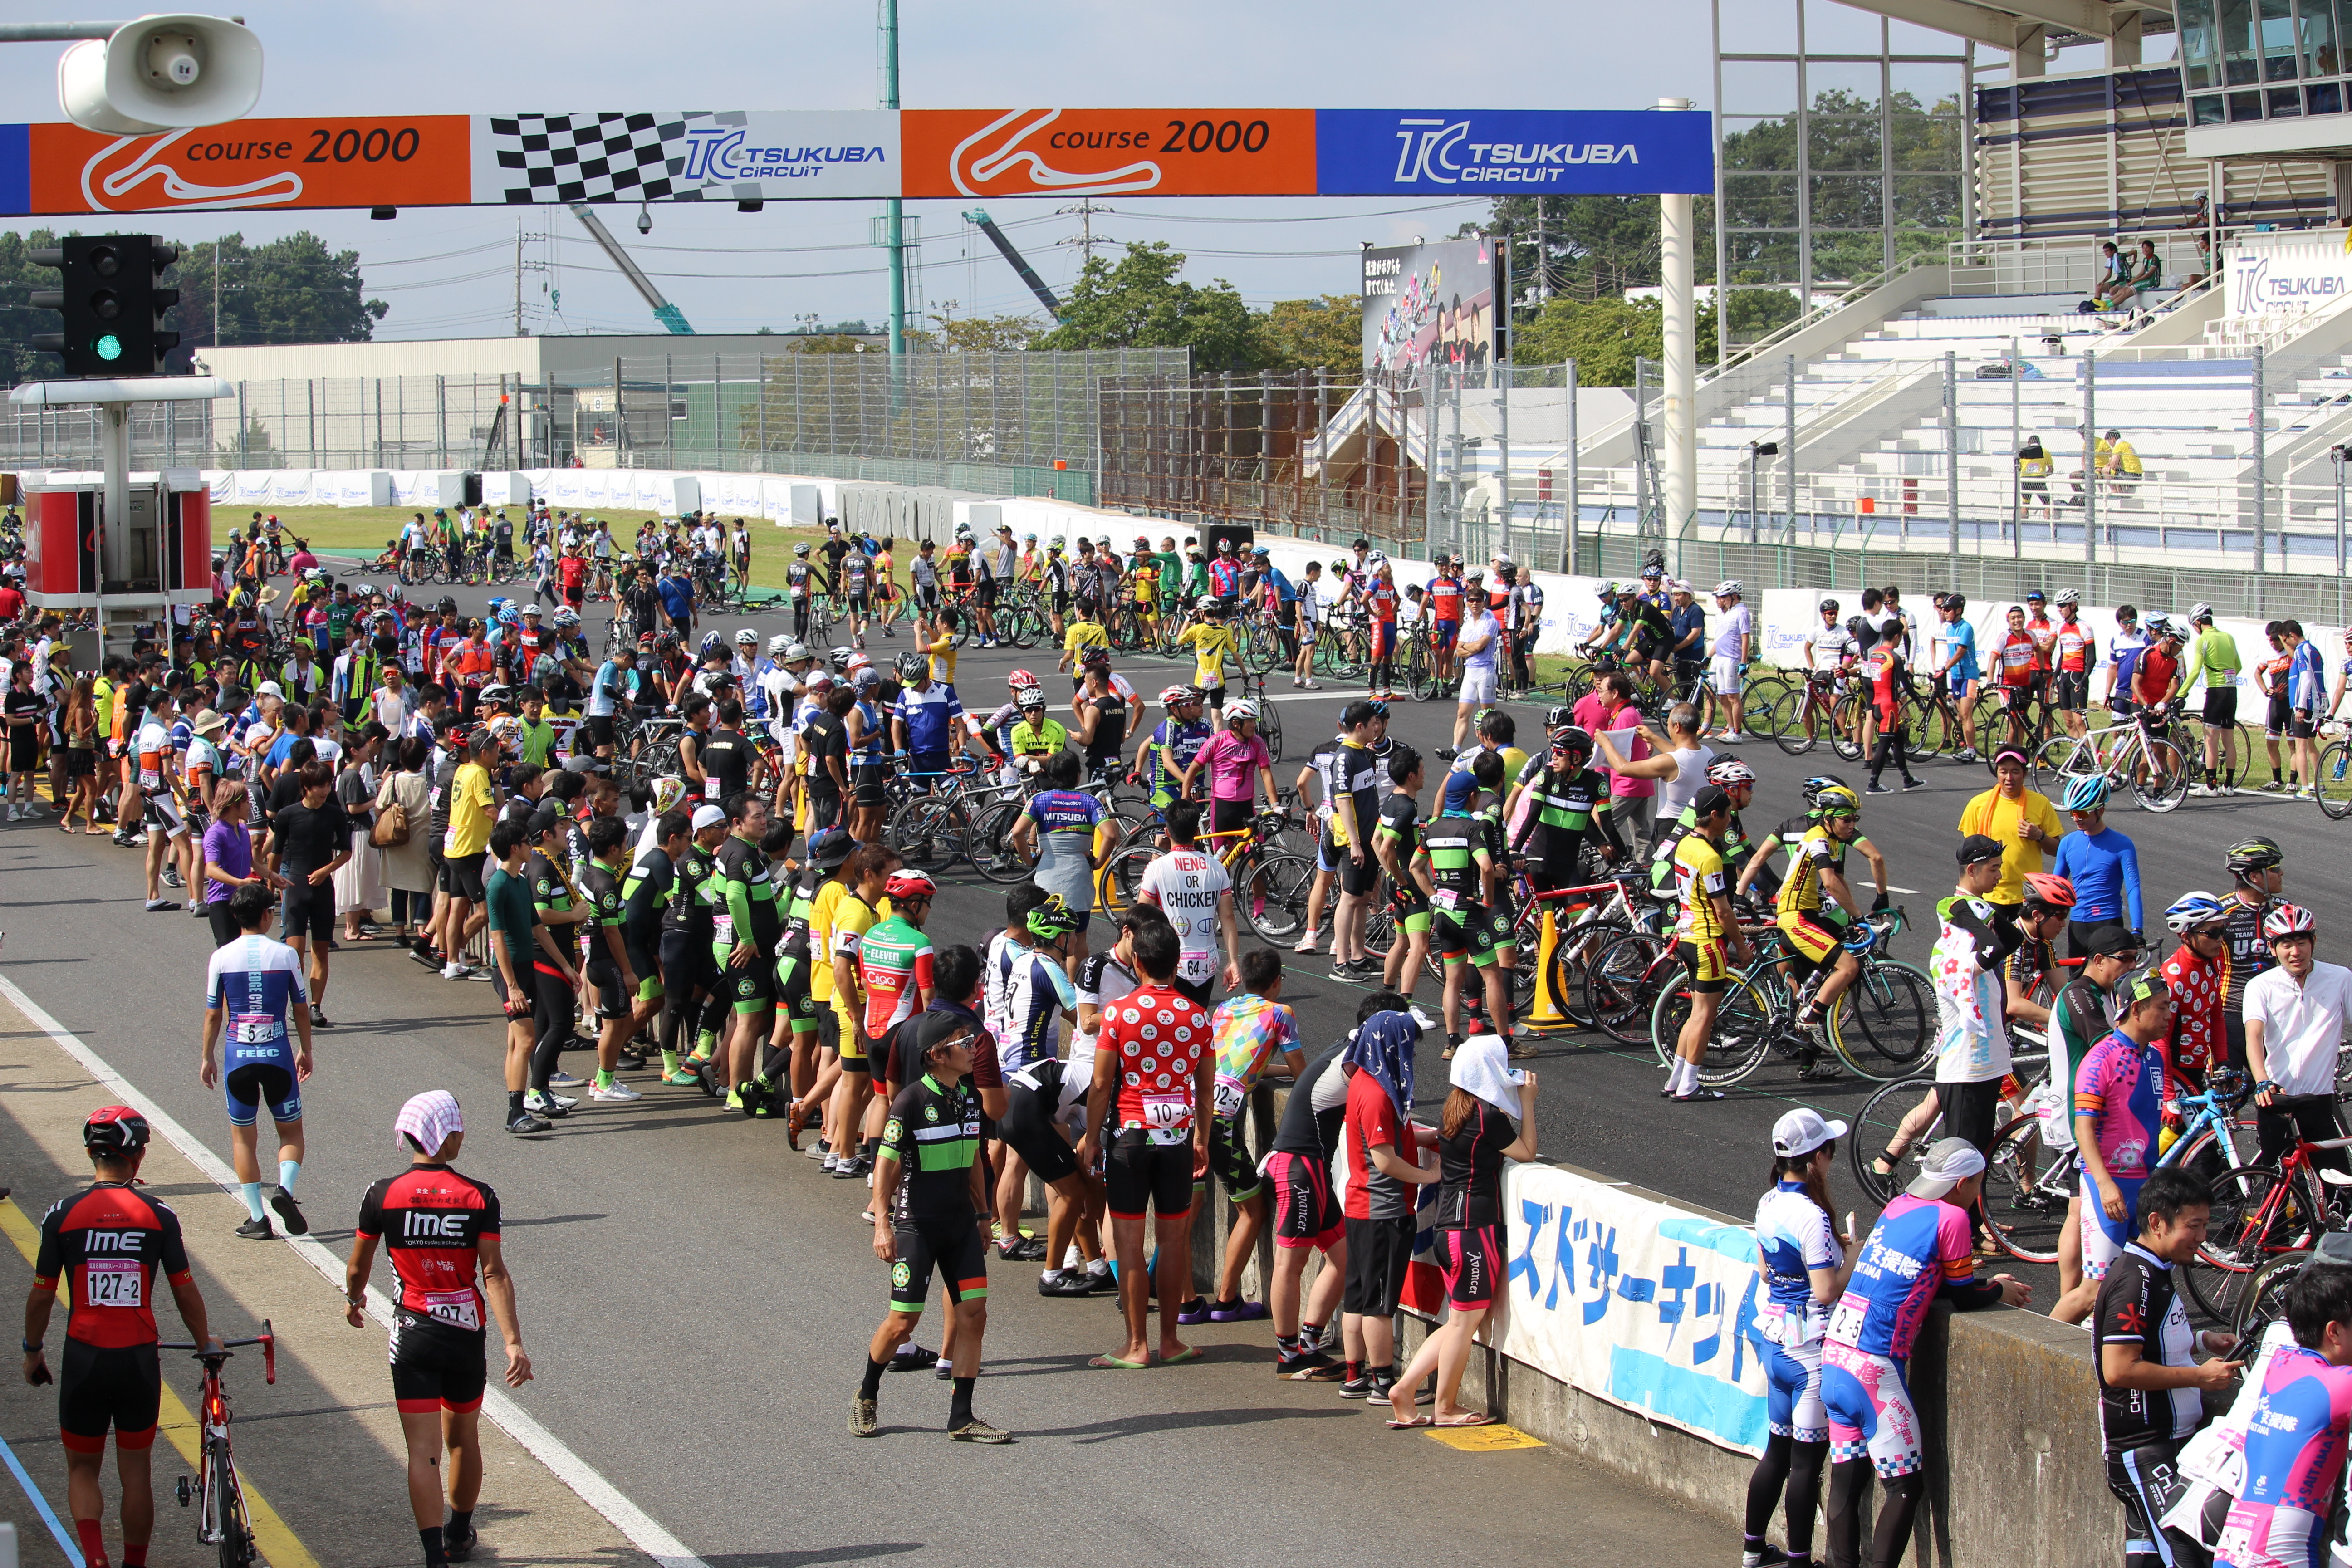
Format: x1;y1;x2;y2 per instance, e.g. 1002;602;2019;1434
2015;436;2055;521
2096;429;2144;493
2092;240;2132;309
1956;748;2065;907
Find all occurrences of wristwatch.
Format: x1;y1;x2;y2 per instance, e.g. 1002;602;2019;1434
21;1338;41;1354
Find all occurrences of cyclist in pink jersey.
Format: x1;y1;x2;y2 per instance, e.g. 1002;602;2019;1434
1180;703;1278;845
2055;970;2175;1324
2216;1261;2352;1568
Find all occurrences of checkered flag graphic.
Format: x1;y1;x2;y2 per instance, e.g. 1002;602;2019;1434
488;113;692;204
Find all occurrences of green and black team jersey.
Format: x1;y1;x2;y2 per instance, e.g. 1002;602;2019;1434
782;860;826;939
578;858;627;931
663;843;716;938
526;850;574;921
1475;800;1512;905
880;1073;983;1223
708;834;784;962
1424;809;1487;903
1375;793;1426;904
1511;759;1625;870
620;848;673;949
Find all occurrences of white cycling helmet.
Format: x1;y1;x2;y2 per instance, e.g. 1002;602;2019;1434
1226;700;1258;722
734;628;758;647
1713;580;1742;597
766;634;793;655
2189;602;2215;623
552;606;579;628
783;641;811;661
2054;588;2080;607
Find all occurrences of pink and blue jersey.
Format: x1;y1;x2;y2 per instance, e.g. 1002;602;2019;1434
1825;1194;1976;1361
2073;1030;2164;1180
2217;1345;2352;1568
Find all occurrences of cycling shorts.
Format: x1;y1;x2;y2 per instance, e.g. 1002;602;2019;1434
714;944;776;1014
974;578;997;607
2266;694;2292;739
623;934;662;999
1432;619;1459;650
388;1309;487;1416
1823;1342;1923;1477
1342;1214;1415;1317
583;958;628;1020
773;953;823;1034
1105;1130;1194;1220
1677;936;1731;993
1710;655;1743;696
280;882;336;946
1458;665;1498;706
441;853;486;905
2079;1171;2146;1283
1205;1113;1263;1202
57;1340;162;1454
1778;909;1840;966
224;1054;301;1127
1764;1337;1829;1444
1946;669;1975;698
1433;1224;1500;1309
1387;881;1432;936
835;1000;867;1073
142;788;188;839
887;1216;990;1314
999;1087;1081;1186
2203;687;2239;730
1434;900;1500;967
657;928;715;1002
2053;671;2090;712
1338;842;1381;897
1268;1151;1342;1250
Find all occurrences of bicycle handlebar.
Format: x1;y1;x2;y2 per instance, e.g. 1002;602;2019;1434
158;1321;275;1383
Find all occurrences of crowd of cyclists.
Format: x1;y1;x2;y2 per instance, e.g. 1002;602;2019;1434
17;491;2352;1568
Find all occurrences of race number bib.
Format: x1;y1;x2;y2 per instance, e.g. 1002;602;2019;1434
712;913;736;946
83;1259;142;1308
1431;889;1461;913
1826;1297;1867;1345
1177;953;1215;985
421;1289;480;1332
1141;1092;1191;1145
1211;1077;1246;1121
231;1014;279;1046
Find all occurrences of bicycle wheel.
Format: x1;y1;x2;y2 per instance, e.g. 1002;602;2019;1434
1545;916;1628;1029
965;799;1032;884
1583;931;1669;1044
1849;1076;1938;1209
2129;737;2190;814
885;794;968;873
1098;842;1158;922
1771;688;1820;756
2186;1163;2320;1326
1648;969;1775;1088
1238;852;1316;944
1980;1117;2067;1265
2235;1246;2313;1338
2317;740;2352;820
207;1439;254;1568
1406;637;1437;702
1827;961;1932;1081
1829;692;1867;763
1255;690;1284;763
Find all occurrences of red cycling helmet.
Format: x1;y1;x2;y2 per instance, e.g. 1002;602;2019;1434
2264;902;2318;940
1006;669;1041;691
885;870;938;902
2021;873;2077;910
83;1106;151;1156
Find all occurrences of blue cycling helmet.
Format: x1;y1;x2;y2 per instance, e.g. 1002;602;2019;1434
485;596;508;614
2164;890;2228;935
2059;774;2111;814
496;604;520;626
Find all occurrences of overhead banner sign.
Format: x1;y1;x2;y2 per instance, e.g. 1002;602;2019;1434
0;108;1711;215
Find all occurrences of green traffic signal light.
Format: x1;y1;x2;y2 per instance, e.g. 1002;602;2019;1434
93;333;123;362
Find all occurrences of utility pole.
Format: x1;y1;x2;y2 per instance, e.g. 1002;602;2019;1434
514;216;524;337
1078;198;1095;266
880;0;906;363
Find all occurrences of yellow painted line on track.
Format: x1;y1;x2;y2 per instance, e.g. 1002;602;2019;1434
0;1197;323;1568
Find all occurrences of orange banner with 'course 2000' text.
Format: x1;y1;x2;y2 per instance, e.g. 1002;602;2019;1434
31;117;472;216
900;108;1315;200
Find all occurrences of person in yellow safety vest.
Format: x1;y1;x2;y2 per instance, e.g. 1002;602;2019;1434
2015;436;2054;521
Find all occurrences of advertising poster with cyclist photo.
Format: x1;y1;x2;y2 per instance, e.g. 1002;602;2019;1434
1360;235;1499;379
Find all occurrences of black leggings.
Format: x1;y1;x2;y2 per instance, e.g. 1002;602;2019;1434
1867;721;1912;786
206;901;240;948
1827;1461;1924;1568
1745;1433;1828;1562
531;967;574;1093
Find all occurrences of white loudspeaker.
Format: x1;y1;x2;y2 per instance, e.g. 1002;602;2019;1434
59;14;264;137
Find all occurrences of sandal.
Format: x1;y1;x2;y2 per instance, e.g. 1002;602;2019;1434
1384;1414;1435;1429
1435;1411;1499;1428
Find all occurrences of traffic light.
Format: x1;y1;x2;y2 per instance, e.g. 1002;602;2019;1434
29;235;181;377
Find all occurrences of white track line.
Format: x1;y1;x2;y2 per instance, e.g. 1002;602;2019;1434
0;972;707;1568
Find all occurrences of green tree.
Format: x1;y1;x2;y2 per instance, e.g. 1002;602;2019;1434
1035;241;1264;370
1259;294;1363;376
171;232;387;369
930;312;1046;353
1509;296;1720;385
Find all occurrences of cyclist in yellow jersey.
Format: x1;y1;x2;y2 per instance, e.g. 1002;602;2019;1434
1128;561;1160;639
1173;599;1238;714
1666;785;1749;1102
1058;603;1111;685
1773;784;1866;1078
822;848;893;1176
1006;690;1069;774
925;611;961;687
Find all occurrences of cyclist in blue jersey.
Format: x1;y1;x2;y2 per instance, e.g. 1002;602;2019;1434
1747;1108;1857;1568
2051;774;2144;952
1823;1138;2029;1568
890;652;985;784
1931;594;1982;761
2215;1261;2352;1568
1131;685;1212;811
199;883;318;1240
583;644;638;761
2286;619;2327;799
1254;547;1303;665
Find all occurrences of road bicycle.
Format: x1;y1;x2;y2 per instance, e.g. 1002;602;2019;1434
1095;807;1316;943
2031;700;2191;812
1768;672;1865;760
162;1324;275;1568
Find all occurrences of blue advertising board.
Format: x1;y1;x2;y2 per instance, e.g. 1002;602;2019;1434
1314;109;1714;197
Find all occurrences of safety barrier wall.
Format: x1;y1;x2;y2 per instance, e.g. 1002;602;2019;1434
1194;1085;2113;1567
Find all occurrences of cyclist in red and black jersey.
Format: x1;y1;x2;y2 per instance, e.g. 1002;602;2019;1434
343;1091;532;1568
22;1107;217;1568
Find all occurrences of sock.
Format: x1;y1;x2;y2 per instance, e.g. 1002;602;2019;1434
1276;1333;1299;1354
1371;1363;1395;1384
240;1182;267;1224
950;1375;976;1427
1087;1258;1109;1275
2274;764;2284;782
594;1069;614;1089
122;1548;145;1568
1344;1359;1363;1382
1105;1257;1119;1281
860;1357;889;1399
864;1136;882;1166
420;1525;446;1567
660;1048;680;1074
508;1089;525;1120
76;1519;108;1568
447;1509;472;1540
278;1159;299;1195
1301;1319;1324;1344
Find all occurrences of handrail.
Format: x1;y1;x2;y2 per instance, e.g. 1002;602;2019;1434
1710;251;1940;379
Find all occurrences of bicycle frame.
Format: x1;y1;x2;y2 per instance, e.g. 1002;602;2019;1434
161;1327;274;1554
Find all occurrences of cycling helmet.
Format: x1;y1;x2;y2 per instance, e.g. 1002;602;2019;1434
1196;594;1222;612
1811;783;1862;818
896;651;928;680
437;595;459;614
1251;546;1270;559
2264;902;2318;940
699;631;725;656
784;642;811;661
1713;580;1743;597
1800;774;1850;807
1598;580;1618;598
477;684;512;708
2022;873;2078;911
2025;589;2046;603
1818;598;1839;614
1945;593;1966;612
2190;602;2215;624
735;628;758;647
1544;703;1577;732
553;607;579;627
2059;774;2112;813
1027;895;1083;941
635;632;657;651
519;601;542;617
828;646;856;672
1845;614;1872;642
383;584;402;603
2054;588;2079;607
1706;756;1756;787
767;634;793;656
885;870;938;902
1226;700;1258;722
793;543;811;558
2225;836;2283;878
1549;725;1594;764
497;605;521;627
1015;687;1046;710
2164;890;2227;934
1134;535;1152;549
1160;685;1196;708
83;1106;151;1156
1007;669;1041;691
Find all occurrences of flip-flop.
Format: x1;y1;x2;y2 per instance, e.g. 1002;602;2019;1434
1159;1347;1202;1366
1087;1354;1149;1370
1384;1414;1435;1429
1436;1412;1499;1428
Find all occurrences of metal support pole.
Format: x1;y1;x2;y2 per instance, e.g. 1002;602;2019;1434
1945;351;1960;569
1563;358;1579;574
1784;354;1798;546
1659;98;1697;573
2253;344;2268;586
2335;449;2346;579
1497;357;1512;561
2010;334;2022;557
2082;351;2097;564
1633;356;1649;554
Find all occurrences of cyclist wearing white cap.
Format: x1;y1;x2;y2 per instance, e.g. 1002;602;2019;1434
1710;582;1754;740
1746;1106;1856;1568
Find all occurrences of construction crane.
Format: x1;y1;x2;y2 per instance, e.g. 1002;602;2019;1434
567;202;694;335
962;208;1063;322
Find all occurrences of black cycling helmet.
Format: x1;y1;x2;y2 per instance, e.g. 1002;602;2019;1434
1818;598;1839;614
1799;774;1851;808
1544;703;1577;732
83;1106;151;1157
1549;724;1594;765
2226;836;2284;880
